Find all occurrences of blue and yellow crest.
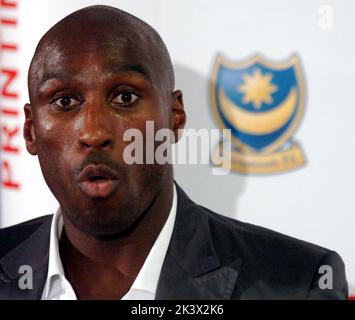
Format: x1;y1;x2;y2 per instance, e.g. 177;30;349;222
210;54;306;174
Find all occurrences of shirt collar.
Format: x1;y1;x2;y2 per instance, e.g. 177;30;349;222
43;183;177;299
41;207;67;299
125;183;177;297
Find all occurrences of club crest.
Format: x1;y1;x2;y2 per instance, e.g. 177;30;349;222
210;54;306;174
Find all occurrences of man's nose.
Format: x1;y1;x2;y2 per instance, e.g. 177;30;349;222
77;103;115;151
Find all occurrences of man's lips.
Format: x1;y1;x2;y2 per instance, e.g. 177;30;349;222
77;164;119;198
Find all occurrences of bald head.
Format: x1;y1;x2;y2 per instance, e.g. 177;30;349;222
28;5;175;101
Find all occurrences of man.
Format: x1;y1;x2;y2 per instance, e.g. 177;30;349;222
0;5;348;300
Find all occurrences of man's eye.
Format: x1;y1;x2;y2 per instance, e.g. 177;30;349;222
52;96;81;108
112;92;139;106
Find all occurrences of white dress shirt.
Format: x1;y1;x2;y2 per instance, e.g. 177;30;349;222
41;184;177;300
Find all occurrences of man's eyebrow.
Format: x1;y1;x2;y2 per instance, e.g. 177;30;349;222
38;63;151;89
109;63;151;81
38;70;74;89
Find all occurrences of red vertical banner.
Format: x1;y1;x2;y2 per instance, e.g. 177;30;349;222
0;0;21;224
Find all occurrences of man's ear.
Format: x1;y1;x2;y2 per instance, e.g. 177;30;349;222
23;103;37;155
171;90;186;143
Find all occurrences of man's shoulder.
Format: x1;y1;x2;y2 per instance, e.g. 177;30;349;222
193;203;348;298
0;215;53;258
194;203;332;264
197;203;348;299
172;185;347;299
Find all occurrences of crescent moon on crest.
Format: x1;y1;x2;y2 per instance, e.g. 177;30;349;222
218;88;297;135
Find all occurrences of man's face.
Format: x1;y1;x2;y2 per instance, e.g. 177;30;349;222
24;33;182;238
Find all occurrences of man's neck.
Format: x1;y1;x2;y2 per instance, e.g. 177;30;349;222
58;177;174;299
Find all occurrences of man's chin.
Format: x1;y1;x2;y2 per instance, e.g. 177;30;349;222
65;207;143;240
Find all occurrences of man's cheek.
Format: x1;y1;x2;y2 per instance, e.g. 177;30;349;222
36;120;73;149
36;134;74;184
37;134;65;156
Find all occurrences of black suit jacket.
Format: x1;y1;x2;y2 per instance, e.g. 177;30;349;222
0;184;348;299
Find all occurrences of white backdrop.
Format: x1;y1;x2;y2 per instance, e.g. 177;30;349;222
1;0;354;295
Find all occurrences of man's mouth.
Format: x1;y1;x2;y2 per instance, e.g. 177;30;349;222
77;164;119;198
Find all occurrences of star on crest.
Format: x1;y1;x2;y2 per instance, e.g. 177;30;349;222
238;68;278;109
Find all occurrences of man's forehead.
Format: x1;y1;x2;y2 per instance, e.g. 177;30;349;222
34;38;154;87
38;63;152;88
40;32;152;65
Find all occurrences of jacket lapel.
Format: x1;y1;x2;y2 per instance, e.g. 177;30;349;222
0;216;52;300
156;184;242;299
